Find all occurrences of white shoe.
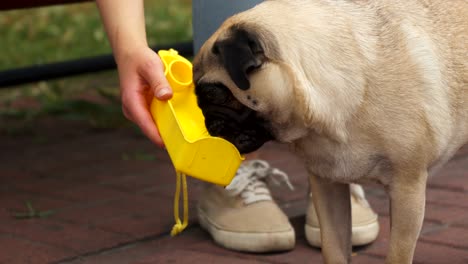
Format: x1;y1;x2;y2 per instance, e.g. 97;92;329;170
197;160;296;252
305;184;380;247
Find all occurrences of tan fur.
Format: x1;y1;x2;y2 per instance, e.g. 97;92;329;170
193;0;467;263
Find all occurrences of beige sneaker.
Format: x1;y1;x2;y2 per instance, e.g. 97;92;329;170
197;160;295;253
305;184;379;247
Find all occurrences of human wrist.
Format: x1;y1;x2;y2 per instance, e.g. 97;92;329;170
112;36;149;66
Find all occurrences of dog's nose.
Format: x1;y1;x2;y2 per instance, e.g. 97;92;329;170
196;83;231;105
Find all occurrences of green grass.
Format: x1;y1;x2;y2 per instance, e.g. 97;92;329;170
0;0;192;70
0;0;192;133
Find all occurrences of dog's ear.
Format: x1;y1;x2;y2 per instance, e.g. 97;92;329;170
212;26;265;90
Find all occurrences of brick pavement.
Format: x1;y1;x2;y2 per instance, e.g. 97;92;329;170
1;117;467;264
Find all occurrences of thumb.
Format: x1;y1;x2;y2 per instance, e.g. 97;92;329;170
139;55;173;100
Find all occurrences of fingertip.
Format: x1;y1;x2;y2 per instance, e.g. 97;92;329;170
155;87;173;100
143;124;166;148
152;134;166;148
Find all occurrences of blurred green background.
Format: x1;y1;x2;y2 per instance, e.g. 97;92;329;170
0;0;192;70
0;0;192;133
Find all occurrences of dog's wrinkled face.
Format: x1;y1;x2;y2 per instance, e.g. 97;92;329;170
193;23;292;154
195;81;273;154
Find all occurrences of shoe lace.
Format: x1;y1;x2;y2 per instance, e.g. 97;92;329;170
225;160;295;205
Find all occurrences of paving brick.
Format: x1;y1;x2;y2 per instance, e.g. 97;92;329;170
413;241;468;264
428;174;468;192
362;185;468;226
0;218;130;255
134;249;273;264
421;226;468;249
426;188;468;209
259;240;324;264
428;161;468;191
58;159;172;185
362;242;468;264
364;191;390;217
98;167;173;193
423;203;467;224
2;132;170;187
188;236;323;263
360;216;435;257
453;215;468;228
255;142;293;163
62;228;208;264
27;182;133;204
351;254;385;264
55;194;164;226
0;169;36;184
93;205;177;239
9;177;77;199
0;190;73;220
142;177;206;203
361;216;468;263
0;234;73;264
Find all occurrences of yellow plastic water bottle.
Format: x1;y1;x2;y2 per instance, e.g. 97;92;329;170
150;49;243;186
149;49;244;236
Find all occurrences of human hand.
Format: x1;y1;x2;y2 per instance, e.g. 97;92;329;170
116;46;173;147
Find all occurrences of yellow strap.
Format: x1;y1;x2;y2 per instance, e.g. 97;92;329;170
170;171;189;236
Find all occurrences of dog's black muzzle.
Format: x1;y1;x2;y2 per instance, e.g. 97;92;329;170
195;83;273;154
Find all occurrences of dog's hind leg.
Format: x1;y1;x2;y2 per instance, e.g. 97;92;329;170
309;174;351;264
386;169;428;264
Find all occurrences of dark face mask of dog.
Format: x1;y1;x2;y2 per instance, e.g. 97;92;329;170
194;26;276;154
195;82;273;154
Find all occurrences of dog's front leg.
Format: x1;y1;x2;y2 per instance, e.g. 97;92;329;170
309;174;351;264
386;169;428;264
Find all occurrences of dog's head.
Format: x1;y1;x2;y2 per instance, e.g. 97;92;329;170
193;22;296;154
193;15;309;154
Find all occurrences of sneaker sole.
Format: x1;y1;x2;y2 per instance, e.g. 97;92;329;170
198;208;295;253
305;220;380;247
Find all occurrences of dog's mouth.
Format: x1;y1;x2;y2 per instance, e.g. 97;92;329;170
195;83;273;154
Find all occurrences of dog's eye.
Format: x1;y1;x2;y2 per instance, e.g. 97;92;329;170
211;44;220;55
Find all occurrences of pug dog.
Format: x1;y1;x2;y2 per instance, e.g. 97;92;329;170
193;0;468;263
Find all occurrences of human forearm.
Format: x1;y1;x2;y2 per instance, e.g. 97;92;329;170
96;0;147;63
